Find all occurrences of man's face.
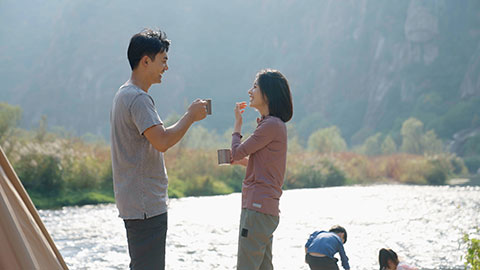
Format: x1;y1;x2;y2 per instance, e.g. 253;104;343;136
148;51;169;84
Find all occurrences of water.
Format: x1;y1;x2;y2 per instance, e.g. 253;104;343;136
39;185;480;270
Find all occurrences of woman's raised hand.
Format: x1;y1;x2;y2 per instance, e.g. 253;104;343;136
233;101;247;134
234;101;247;122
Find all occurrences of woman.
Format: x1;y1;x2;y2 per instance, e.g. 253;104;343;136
379;248;418;270
231;69;293;270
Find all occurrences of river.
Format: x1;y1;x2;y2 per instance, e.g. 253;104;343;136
39;185;480;270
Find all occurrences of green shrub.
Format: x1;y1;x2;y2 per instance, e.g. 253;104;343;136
288;160;346;188
397;158;428;184
59;191;114;206
0;102;22;138
463;231;480;270
14;153;64;195
168;175;186;198
63;156;104;190
424;160;447;185
182;175;233;197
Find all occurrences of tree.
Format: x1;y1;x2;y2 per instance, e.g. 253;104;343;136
363;133;382;156
422;130;443;155
381;135;397;155
307;126;347;153
400;118;425;154
400;117;444;155
35;115;48;142
0;102;22;138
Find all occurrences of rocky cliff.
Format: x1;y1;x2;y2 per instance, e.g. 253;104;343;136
1;0;479;144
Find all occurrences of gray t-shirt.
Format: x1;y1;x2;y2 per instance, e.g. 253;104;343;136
110;81;168;220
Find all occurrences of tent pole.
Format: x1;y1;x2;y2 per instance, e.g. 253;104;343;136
0;147;69;270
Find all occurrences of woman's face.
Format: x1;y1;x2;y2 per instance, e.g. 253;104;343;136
387;259;398;270
248;79;267;110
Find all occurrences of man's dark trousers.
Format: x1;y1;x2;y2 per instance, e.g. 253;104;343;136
124;212;168;270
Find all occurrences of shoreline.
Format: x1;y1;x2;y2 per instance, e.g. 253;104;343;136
32;177;480;210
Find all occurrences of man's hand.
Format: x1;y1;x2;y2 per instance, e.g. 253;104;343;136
187;99;208;122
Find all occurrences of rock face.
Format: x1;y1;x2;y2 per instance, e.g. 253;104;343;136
405;1;439;43
363;0;443;132
0;0;479;142
461;42;480;99
448;127;480;155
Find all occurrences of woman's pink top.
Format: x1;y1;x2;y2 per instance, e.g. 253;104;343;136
397;262;418;270
231;115;287;217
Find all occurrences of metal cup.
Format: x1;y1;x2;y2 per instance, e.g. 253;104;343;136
205;99;212;115
217;149;231;165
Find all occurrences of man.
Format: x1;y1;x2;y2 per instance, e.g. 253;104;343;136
110;28;207;270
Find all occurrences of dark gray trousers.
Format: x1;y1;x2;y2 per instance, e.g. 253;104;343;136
306;253;339;270
124;212;168;270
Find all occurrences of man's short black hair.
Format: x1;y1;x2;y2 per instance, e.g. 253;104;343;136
329;225;347;243
127;28;171;70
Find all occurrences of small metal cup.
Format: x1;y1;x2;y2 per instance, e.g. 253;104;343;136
205;99;212;115
217;149;231;165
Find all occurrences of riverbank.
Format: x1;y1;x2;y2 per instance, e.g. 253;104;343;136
29;189;114;209
2;132;471;209
30;173;480;209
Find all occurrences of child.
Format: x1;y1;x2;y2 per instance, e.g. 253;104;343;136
379;248;418;270
304;225;350;270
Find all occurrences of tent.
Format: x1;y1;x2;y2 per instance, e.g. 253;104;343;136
0;146;68;270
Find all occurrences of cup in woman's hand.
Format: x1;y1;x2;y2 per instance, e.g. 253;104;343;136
217;149;231;165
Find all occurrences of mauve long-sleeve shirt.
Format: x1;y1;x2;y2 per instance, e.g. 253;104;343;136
231;115;287;217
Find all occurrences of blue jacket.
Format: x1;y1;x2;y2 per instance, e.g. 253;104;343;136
305;231;350;270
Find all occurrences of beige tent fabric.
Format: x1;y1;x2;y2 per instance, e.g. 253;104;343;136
0;147;68;270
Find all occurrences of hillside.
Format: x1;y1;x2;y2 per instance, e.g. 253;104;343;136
1;0;480;146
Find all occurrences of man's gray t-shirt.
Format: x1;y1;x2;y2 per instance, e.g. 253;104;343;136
110;81;168;220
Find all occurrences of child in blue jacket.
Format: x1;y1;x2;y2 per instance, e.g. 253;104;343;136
305;225;350;270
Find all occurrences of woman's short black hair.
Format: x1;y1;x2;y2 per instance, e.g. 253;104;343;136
256;69;293;123
329;225;347;243
127;28;171;70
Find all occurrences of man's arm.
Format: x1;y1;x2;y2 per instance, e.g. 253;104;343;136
144;99;206;152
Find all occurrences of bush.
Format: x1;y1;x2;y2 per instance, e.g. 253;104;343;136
463;231;480;270
14;153;64;195
286;159;346;189
0;102;22;138
424;160;447;185
63;156;104;190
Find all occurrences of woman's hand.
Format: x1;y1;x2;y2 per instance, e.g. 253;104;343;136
234;102;247;121
231;157;248;167
234;102;247;133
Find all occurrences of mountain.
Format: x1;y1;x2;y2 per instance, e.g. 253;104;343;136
1;0;480;145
